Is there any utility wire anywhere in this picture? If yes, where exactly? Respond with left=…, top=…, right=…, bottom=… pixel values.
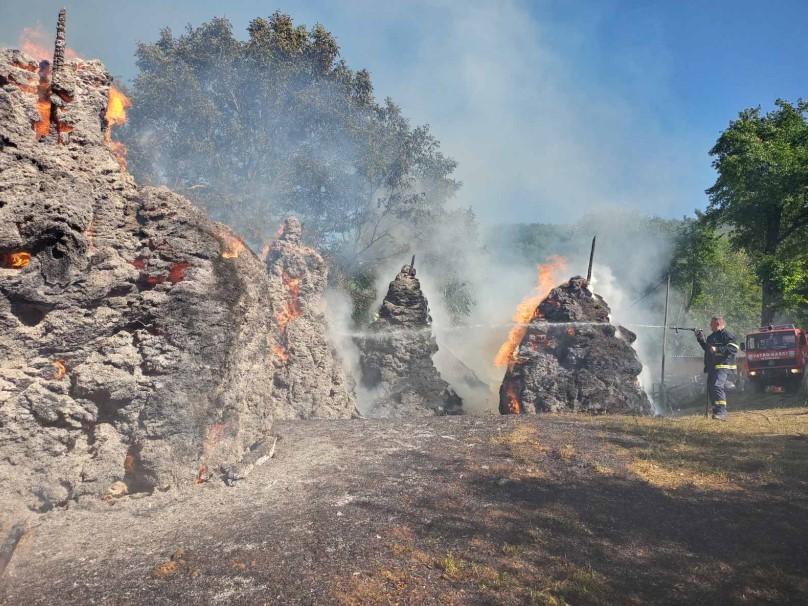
left=625, top=274, right=668, bottom=310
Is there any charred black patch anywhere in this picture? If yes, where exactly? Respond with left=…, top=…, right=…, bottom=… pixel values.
left=6, top=294, right=53, bottom=326
left=0, top=133, right=17, bottom=149
left=123, top=444, right=155, bottom=494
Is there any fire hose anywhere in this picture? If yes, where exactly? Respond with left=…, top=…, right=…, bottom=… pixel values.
left=667, top=326, right=699, bottom=334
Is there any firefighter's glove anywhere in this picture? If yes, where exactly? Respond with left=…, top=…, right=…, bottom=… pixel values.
left=695, top=329, right=706, bottom=344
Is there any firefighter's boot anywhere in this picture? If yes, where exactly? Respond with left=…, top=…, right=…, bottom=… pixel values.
left=711, top=401, right=727, bottom=421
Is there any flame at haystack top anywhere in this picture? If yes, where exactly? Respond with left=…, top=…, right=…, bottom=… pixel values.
left=494, top=256, right=567, bottom=368
left=18, top=25, right=80, bottom=62
left=0, top=251, right=32, bottom=269
left=16, top=18, right=80, bottom=141
left=105, top=86, right=131, bottom=127
left=104, top=85, right=132, bottom=169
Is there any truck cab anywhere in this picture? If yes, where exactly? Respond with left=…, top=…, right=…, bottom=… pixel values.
left=742, top=324, right=808, bottom=393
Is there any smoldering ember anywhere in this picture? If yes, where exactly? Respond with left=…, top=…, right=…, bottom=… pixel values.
left=1, top=9, right=808, bottom=606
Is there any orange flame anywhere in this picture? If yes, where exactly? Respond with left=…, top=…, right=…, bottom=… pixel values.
left=504, top=383, right=521, bottom=415
left=104, top=86, right=131, bottom=169
left=105, top=86, right=131, bottom=128
left=51, top=359, right=67, bottom=380
left=494, top=256, right=567, bottom=367
left=222, top=238, right=245, bottom=259
left=123, top=451, right=136, bottom=474
left=283, top=272, right=301, bottom=301
left=214, top=226, right=246, bottom=259
left=276, top=273, right=302, bottom=330
left=1, top=251, right=32, bottom=269
left=31, top=61, right=53, bottom=139
left=107, top=141, right=128, bottom=170
left=35, top=99, right=51, bottom=137
left=193, top=464, right=208, bottom=485
left=272, top=345, right=289, bottom=362
left=19, top=25, right=81, bottom=62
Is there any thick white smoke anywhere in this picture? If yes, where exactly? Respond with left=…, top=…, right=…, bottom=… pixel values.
left=327, top=208, right=681, bottom=416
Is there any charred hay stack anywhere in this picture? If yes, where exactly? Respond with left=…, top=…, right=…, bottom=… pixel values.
left=357, top=262, right=462, bottom=417
left=499, top=276, right=651, bottom=415
left=0, top=42, right=353, bottom=518
left=265, top=217, right=356, bottom=419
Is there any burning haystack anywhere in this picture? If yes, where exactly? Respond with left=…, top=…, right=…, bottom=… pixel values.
left=0, top=31, right=352, bottom=516
left=357, top=261, right=462, bottom=417
left=499, top=276, right=651, bottom=415
left=265, top=217, right=356, bottom=419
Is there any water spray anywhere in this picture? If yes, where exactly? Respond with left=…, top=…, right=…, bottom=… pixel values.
left=338, top=321, right=702, bottom=339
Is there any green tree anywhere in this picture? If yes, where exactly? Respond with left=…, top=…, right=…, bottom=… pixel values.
left=123, top=13, right=471, bottom=319
left=669, top=214, right=721, bottom=312
left=683, top=237, right=762, bottom=335
left=706, top=99, right=808, bottom=325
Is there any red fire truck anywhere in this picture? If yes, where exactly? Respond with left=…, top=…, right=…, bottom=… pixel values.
left=741, top=324, right=808, bottom=393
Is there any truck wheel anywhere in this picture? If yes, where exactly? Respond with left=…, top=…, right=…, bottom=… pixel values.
left=799, top=372, right=808, bottom=397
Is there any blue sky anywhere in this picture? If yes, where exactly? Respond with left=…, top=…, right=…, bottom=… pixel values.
left=1, top=0, right=805, bottom=224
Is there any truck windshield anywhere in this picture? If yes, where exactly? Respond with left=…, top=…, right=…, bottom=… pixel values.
left=747, top=333, right=796, bottom=350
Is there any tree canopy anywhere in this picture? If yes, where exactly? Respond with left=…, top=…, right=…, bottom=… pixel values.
left=670, top=218, right=761, bottom=337
left=123, top=13, right=473, bottom=320
left=706, top=99, right=808, bottom=325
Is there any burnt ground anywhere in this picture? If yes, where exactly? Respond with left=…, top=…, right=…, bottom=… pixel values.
left=2, top=406, right=808, bottom=606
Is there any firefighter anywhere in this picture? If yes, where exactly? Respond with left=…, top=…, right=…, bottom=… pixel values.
left=696, top=315, right=739, bottom=420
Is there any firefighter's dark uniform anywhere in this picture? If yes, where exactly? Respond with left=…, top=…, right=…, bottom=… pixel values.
left=697, top=328, right=739, bottom=419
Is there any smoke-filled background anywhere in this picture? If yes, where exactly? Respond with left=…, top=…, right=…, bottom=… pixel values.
left=3, top=0, right=806, bottom=413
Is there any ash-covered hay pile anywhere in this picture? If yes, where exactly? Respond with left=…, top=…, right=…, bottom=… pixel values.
left=499, top=276, right=651, bottom=415
left=0, top=46, right=352, bottom=517
left=265, top=217, right=356, bottom=420
left=357, top=263, right=462, bottom=418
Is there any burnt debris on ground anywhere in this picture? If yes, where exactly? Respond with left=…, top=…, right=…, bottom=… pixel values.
left=500, top=276, right=652, bottom=416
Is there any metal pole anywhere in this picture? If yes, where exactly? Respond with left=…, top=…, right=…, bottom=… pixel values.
left=586, top=235, right=597, bottom=284
left=661, top=273, right=670, bottom=414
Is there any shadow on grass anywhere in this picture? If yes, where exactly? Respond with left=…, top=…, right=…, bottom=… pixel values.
left=345, top=418, right=808, bottom=606
left=597, top=412, right=808, bottom=491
